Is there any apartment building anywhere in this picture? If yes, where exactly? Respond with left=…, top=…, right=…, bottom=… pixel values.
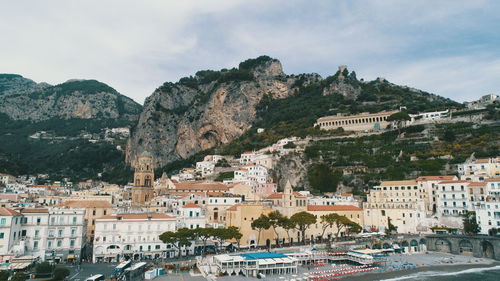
left=93, top=213, right=176, bottom=262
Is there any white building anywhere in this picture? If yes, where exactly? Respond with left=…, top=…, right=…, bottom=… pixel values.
left=195, top=161, right=216, bottom=177
left=93, top=213, right=177, bottom=262
left=435, top=180, right=470, bottom=229
left=475, top=178, right=500, bottom=235
left=234, top=164, right=270, bottom=188
left=410, top=110, right=450, bottom=122
left=457, top=157, right=500, bottom=180
left=0, top=207, right=85, bottom=263
left=175, top=203, right=207, bottom=230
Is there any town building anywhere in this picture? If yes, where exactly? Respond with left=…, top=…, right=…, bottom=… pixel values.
left=363, top=180, right=429, bottom=234
left=474, top=178, right=500, bottom=235
left=306, top=205, right=364, bottom=241
left=58, top=200, right=113, bottom=240
left=315, top=110, right=399, bottom=132
left=458, top=157, right=500, bottom=180
left=0, top=207, right=85, bottom=263
left=131, top=152, right=155, bottom=206
left=92, top=213, right=176, bottom=262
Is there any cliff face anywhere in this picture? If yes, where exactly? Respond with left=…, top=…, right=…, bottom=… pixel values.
left=0, top=75, right=141, bottom=121
left=127, top=57, right=319, bottom=167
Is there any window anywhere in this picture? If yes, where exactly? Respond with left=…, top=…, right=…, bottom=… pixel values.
left=35, top=230, right=39, bottom=237
left=0, top=233, right=4, bottom=239
left=381, top=210, right=386, bottom=216
left=93, top=210, right=96, bottom=216
left=51, top=217, right=55, bottom=225
left=58, top=229, right=63, bottom=237
left=57, top=240, right=62, bottom=247
left=70, top=240, right=75, bottom=248
left=36, top=217, right=41, bottom=225
left=71, top=228, right=76, bottom=236
left=47, top=241, right=52, bottom=249
left=1, top=218, right=6, bottom=225
left=49, top=230, right=55, bottom=238
left=33, top=241, right=39, bottom=249
left=72, top=217, right=77, bottom=224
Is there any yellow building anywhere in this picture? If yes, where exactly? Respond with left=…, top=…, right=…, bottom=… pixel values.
left=226, top=202, right=275, bottom=248
left=306, top=205, right=363, bottom=241
left=315, top=110, right=399, bottom=132
left=363, top=180, right=427, bottom=233
left=59, top=200, right=113, bottom=240
left=131, top=151, right=155, bottom=206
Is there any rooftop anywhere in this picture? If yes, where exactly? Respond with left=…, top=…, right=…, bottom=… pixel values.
left=307, top=205, right=362, bottom=211
left=59, top=200, right=112, bottom=208
left=239, top=252, right=288, bottom=260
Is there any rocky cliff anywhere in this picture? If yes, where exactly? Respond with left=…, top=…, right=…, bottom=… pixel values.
left=127, top=56, right=320, bottom=167
left=0, top=74, right=141, bottom=121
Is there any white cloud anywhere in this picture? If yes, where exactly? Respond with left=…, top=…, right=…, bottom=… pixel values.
left=0, top=0, right=498, bottom=104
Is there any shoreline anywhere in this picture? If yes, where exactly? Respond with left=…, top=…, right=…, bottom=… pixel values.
left=343, top=261, right=500, bottom=281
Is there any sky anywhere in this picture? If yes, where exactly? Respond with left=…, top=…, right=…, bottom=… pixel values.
left=0, top=0, right=499, bottom=104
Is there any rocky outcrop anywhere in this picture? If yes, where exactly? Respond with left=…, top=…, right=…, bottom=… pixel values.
left=0, top=75, right=141, bottom=121
left=271, top=152, right=310, bottom=191
left=127, top=56, right=320, bottom=167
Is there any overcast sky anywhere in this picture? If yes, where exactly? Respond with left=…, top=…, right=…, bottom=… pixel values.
left=1, top=0, right=499, bottom=104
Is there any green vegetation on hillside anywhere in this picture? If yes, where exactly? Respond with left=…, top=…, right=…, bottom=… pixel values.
left=0, top=113, right=133, bottom=183
left=157, top=67, right=464, bottom=176
left=305, top=122, right=499, bottom=191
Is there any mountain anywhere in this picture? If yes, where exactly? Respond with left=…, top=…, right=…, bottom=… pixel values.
left=0, top=74, right=142, bottom=183
left=127, top=56, right=460, bottom=169
left=0, top=74, right=141, bottom=121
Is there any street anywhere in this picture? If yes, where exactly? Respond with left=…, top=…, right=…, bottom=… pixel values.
left=65, top=263, right=118, bottom=281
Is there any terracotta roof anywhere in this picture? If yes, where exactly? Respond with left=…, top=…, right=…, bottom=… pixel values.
left=416, top=176, right=456, bottom=181
left=267, top=192, right=305, bottom=199
left=227, top=204, right=239, bottom=211
left=0, top=194, right=20, bottom=201
left=267, top=193, right=283, bottom=199
left=182, top=203, right=201, bottom=208
left=59, top=200, right=112, bottom=208
left=340, top=193, right=353, bottom=197
left=468, top=182, right=487, bottom=187
left=0, top=207, right=22, bottom=216
left=380, top=180, right=418, bottom=186
left=475, top=159, right=490, bottom=164
left=307, top=205, right=362, bottom=211
left=485, top=178, right=500, bottom=182
left=19, top=208, right=49, bottom=213
left=97, top=213, right=174, bottom=220
left=439, top=180, right=469, bottom=184
left=174, top=181, right=229, bottom=191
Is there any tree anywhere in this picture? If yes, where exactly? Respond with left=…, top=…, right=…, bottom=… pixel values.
left=35, top=262, right=54, bottom=274
left=159, top=228, right=194, bottom=258
left=52, top=267, right=70, bottom=281
left=280, top=217, right=296, bottom=246
left=463, top=211, right=480, bottom=235
left=443, top=130, right=456, bottom=143
left=0, top=271, right=10, bottom=281
left=290, top=211, right=316, bottom=244
left=251, top=214, right=271, bottom=248
left=268, top=211, right=286, bottom=248
left=193, top=227, right=215, bottom=256
left=320, top=213, right=338, bottom=242
left=307, top=163, right=341, bottom=192
left=332, top=215, right=352, bottom=241
left=10, top=272, right=28, bottom=281
left=345, top=220, right=362, bottom=237
left=385, top=217, right=398, bottom=235
left=227, top=226, right=243, bottom=250
left=213, top=228, right=234, bottom=253
left=387, top=111, right=411, bottom=134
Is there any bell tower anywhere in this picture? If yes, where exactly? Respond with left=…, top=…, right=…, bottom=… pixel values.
left=131, top=151, right=155, bottom=206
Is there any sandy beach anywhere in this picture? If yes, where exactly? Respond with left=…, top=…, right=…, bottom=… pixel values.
left=325, top=252, right=499, bottom=281
left=345, top=262, right=500, bottom=281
